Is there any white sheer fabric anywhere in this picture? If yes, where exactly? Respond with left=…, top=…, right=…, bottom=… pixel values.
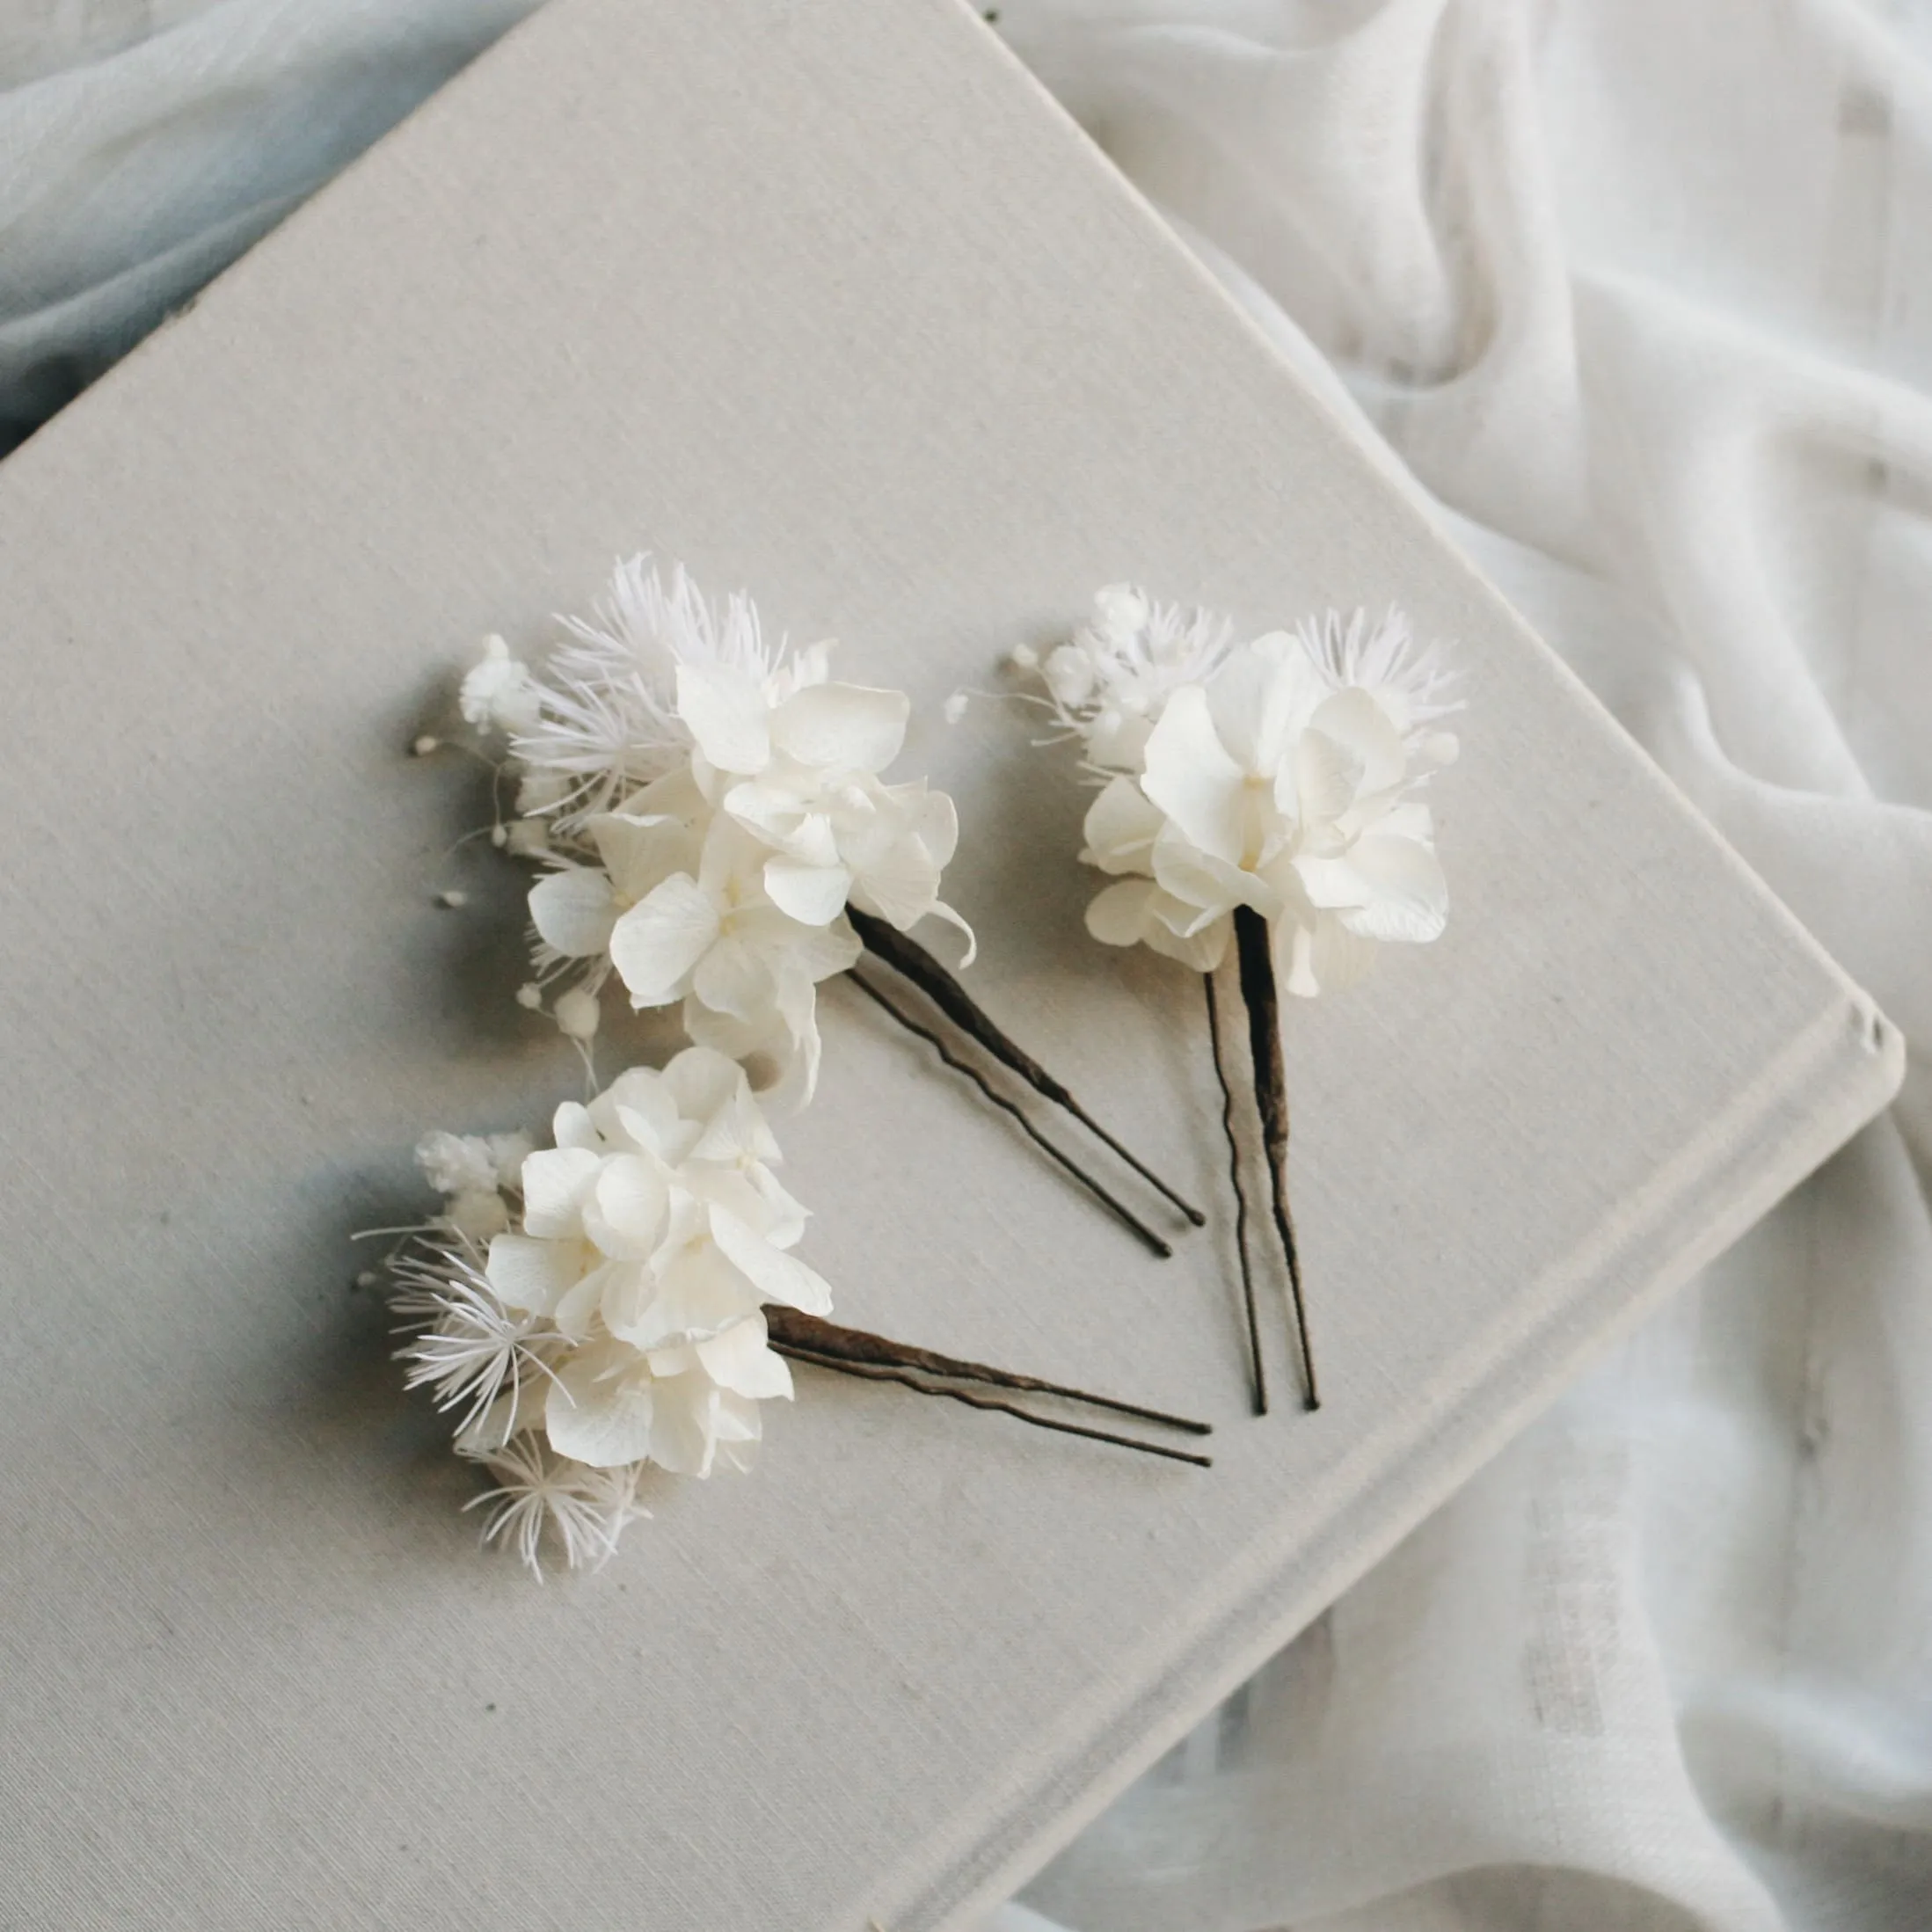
left=4, top=4, right=1928, bottom=1928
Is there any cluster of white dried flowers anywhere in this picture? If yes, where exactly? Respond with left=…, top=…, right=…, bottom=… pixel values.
left=1024, top=587, right=1461, bottom=995
left=459, top=557, right=969, bottom=1105
left=394, top=558, right=973, bottom=1575
left=396, top=1048, right=825, bottom=1576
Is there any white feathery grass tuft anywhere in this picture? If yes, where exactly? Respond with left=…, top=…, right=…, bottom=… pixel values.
left=1298, top=606, right=1462, bottom=736
left=510, top=556, right=789, bottom=825
left=390, top=1240, right=559, bottom=1437
left=462, top=1438, right=647, bottom=1579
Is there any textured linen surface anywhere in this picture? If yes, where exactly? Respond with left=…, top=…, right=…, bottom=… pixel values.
left=3, top=3, right=1929, bottom=1930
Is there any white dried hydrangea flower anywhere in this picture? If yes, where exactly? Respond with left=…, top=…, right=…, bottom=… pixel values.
left=393, top=1048, right=824, bottom=1575
left=458, top=556, right=969, bottom=1101
left=1032, top=590, right=1461, bottom=997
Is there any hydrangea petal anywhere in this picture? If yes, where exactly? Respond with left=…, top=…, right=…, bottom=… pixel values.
left=686, top=1081, right=784, bottom=1168
left=849, top=835, right=941, bottom=930
left=662, top=1046, right=750, bottom=1126
left=545, top=1346, right=657, bottom=1469
left=909, top=785, right=959, bottom=869
left=920, top=899, right=978, bottom=968
left=1081, top=776, right=1164, bottom=875
left=645, top=1380, right=723, bottom=1478
left=763, top=857, right=854, bottom=926
left=620, top=1240, right=761, bottom=1348
left=692, top=932, right=777, bottom=1020
left=1085, top=877, right=1158, bottom=947
left=1202, top=644, right=1280, bottom=773
left=485, top=1230, right=586, bottom=1315
left=528, top=866, right=620, bottom=959
left=723, top=903, right=859, bottom=984
left=582, top=1153, right=671, bottom=1260
left=695, top=1315, right=794, bottom=1400
left=1335, top=835, right=1449, bottom=943
left=608, top=873, right=720, bottom=1007
left=589, top=813, right=699, bottom=904
left=769, top=682, right=908, bottom=773
left=1291, top=852, right=1367, bottom=911
left=1150, top=824, right=1279, bottom=927
left=1378, top=800, right=1435, bottom=843
left=709, top=1206, right=833, bottom=1314
left=1277, top=915, right=1379, bottom=998
left=552, top=1258, right=616, bottom=1341
left=675, top=660, right=771, bottom=775
left=519, top=1146, right=602, bottom=1238
left=1294, top=725, right=1367, bottom=829
left=1307, top=688, right=1406, bottom=798
left=1141, top=685, right=1246, bottom=864
left=550, top=1101, right=601, bottom=1152
left=1141, top=908, right=1230, bottom=972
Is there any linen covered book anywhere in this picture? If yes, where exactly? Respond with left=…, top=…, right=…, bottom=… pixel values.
left=0, top=0, right=1901, bottom=1926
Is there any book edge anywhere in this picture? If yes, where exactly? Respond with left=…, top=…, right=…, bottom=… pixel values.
left=890, top=995, right=1903, bottom=1928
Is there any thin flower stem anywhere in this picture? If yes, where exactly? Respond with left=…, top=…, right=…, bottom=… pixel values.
left=1204, top=969, right=1268, bottom=1418
left=847, top=970, right=1175, bottom=1260
left=848, top=908, right=1206, bottom=1228
left=1232, top=905, right=1320, bottom=1413
left=770, top=1345, right=1214, bottom=1469
left=765, top=1308, right=1213, bottom=1435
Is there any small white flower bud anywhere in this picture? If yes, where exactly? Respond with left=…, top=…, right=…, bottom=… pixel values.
left=943, top=691, right=969, bottom=724
left=485, top=1132, right=535, bottom=1182
left=437, top=888, right=469, bottom=909
left=1006, top=643, right=1039, bottom=672
left=490, top=824, right=509, bottom=849
left=554, top=988, right=601, bottom=1040
left=1044, top=644, right=1097, bottom=708
left=1092, top=583, right=1149, bottom=642
left=444, top=1189, right=511, bottom=1243
left=417, top=1131, right=499, bottom=1198
left=412, top=734, right=441, bottom=757
left=514, top=982, right=544, bottom=1011
left=461, top=634, right=542, bottom=735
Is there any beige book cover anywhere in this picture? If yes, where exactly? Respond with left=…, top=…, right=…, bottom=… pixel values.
left=0, top=0, right=1901, bottom=1926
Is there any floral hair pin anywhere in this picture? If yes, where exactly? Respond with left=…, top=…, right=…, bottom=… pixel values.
left=1017, top=587, right=1462, bottom=1415
left=385, top=559, right=1212, bottom=1577
left=451, top=558, right=1200, bottom=1257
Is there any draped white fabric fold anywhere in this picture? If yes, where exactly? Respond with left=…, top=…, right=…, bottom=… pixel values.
left=4, top=4, right=1928, bottom=1927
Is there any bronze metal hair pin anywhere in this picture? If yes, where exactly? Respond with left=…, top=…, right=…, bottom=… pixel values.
left=765, top=1308, right=1213, bottom=1467
left=1231, top=905, right=1318, bottom=1413
left=848, top=906, right=1206, bottom=1234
